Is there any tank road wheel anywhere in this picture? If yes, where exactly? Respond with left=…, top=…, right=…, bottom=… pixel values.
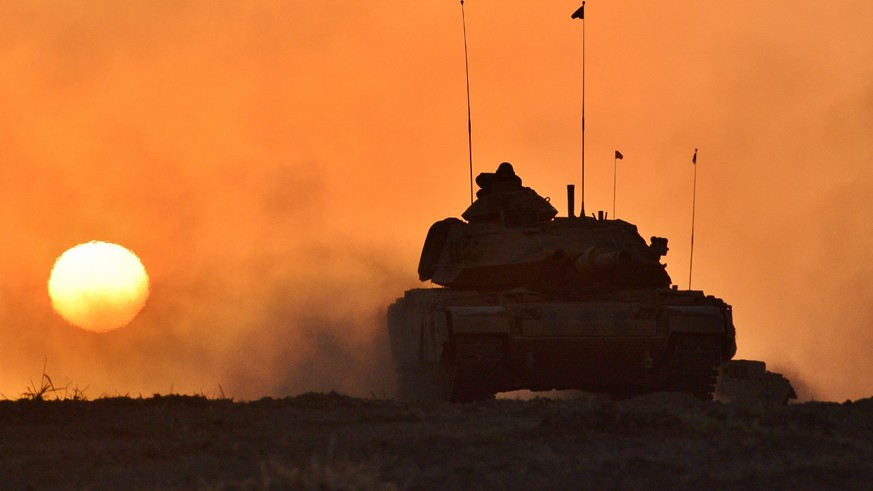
left=666, top=334, right=723, bottom=400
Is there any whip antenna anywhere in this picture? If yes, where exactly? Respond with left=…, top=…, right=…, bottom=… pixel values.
left=461, top=0, right=474, bottom=204
left=571, top=2, right=586, bottom=216
left=689, top=148, right=698, bottom=289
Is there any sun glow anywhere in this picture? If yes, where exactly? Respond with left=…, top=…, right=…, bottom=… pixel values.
left=48, top=241, right=150, bottom=333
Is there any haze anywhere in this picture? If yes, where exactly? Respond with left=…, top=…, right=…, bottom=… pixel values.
left=1, top=1, right=871, bottom=401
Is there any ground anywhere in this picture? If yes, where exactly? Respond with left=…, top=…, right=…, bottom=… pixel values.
left=1, top=392, right=871, bottom=490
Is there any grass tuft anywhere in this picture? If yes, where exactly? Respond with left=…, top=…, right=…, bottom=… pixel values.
left=19, top=359, right=88, bottom=401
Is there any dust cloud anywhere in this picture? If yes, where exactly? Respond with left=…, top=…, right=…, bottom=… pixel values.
left=0, top=1, right=422, bottom=399
left=1, top=2, right=872, bottom=400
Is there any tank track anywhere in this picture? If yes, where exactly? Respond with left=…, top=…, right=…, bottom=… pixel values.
left=395, top=361, right=498, bottom=403
left=398, top=333, right=724, bottom=402
left=446, top=335, right=503, bottom=402
left=396, top=336, right=502, bottom=403
left=396, top=363, right=451, bottom=402
left=665, top=334, right=723, bottom=400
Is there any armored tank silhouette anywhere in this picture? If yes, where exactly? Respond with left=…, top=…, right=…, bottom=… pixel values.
left=388, top=163, right=739, bottom=402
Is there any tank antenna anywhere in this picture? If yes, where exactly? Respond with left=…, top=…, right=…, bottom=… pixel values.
left=460, top=0, right=474, bottom=204
left=571, top=3, right=586, bottom=217
left=613, top=150, right=623, bottom=218
left=689, top=148, right=698, bottom=290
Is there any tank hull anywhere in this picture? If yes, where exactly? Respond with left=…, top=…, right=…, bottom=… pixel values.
left=388, top=287, right=736, bottom=402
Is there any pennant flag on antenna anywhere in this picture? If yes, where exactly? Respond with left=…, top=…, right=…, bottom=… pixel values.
left=692, top=148, right=698, bottom=165
left=615, top=150, right=623, bottom=160
left=571, top=3, right=584, bottom=19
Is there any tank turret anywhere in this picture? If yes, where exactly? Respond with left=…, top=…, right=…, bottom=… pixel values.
left=418, top=163, right=671, bottom=292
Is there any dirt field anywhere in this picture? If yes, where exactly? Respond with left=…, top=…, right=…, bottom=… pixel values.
left=1, top=392, right=871, bottom=490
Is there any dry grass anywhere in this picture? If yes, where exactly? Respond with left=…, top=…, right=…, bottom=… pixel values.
left=203, top=457, right=396, bottom=491
left=2, top=368, right=871, bottom=489
left=19, top=359, right=88, bottom=401
left=203, top=435, right=396, bottom=491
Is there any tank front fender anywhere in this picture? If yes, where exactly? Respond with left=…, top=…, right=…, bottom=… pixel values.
left=664, top=305, right=726, bottom=334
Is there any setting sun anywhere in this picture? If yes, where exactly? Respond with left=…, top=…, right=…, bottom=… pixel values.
left=47, top=241, right=150, bottom=333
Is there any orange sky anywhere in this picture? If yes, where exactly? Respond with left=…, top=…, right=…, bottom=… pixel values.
left=1, top=1, right=872, bottom=400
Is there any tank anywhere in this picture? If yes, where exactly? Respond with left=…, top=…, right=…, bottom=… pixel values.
left=388, top=163, right=739, bottom=402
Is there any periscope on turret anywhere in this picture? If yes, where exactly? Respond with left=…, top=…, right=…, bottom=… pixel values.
left=388, top=164, right=744, bottom=402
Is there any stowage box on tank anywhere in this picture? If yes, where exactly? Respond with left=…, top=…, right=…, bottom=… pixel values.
left=388, top=164, right=738, bottom=402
